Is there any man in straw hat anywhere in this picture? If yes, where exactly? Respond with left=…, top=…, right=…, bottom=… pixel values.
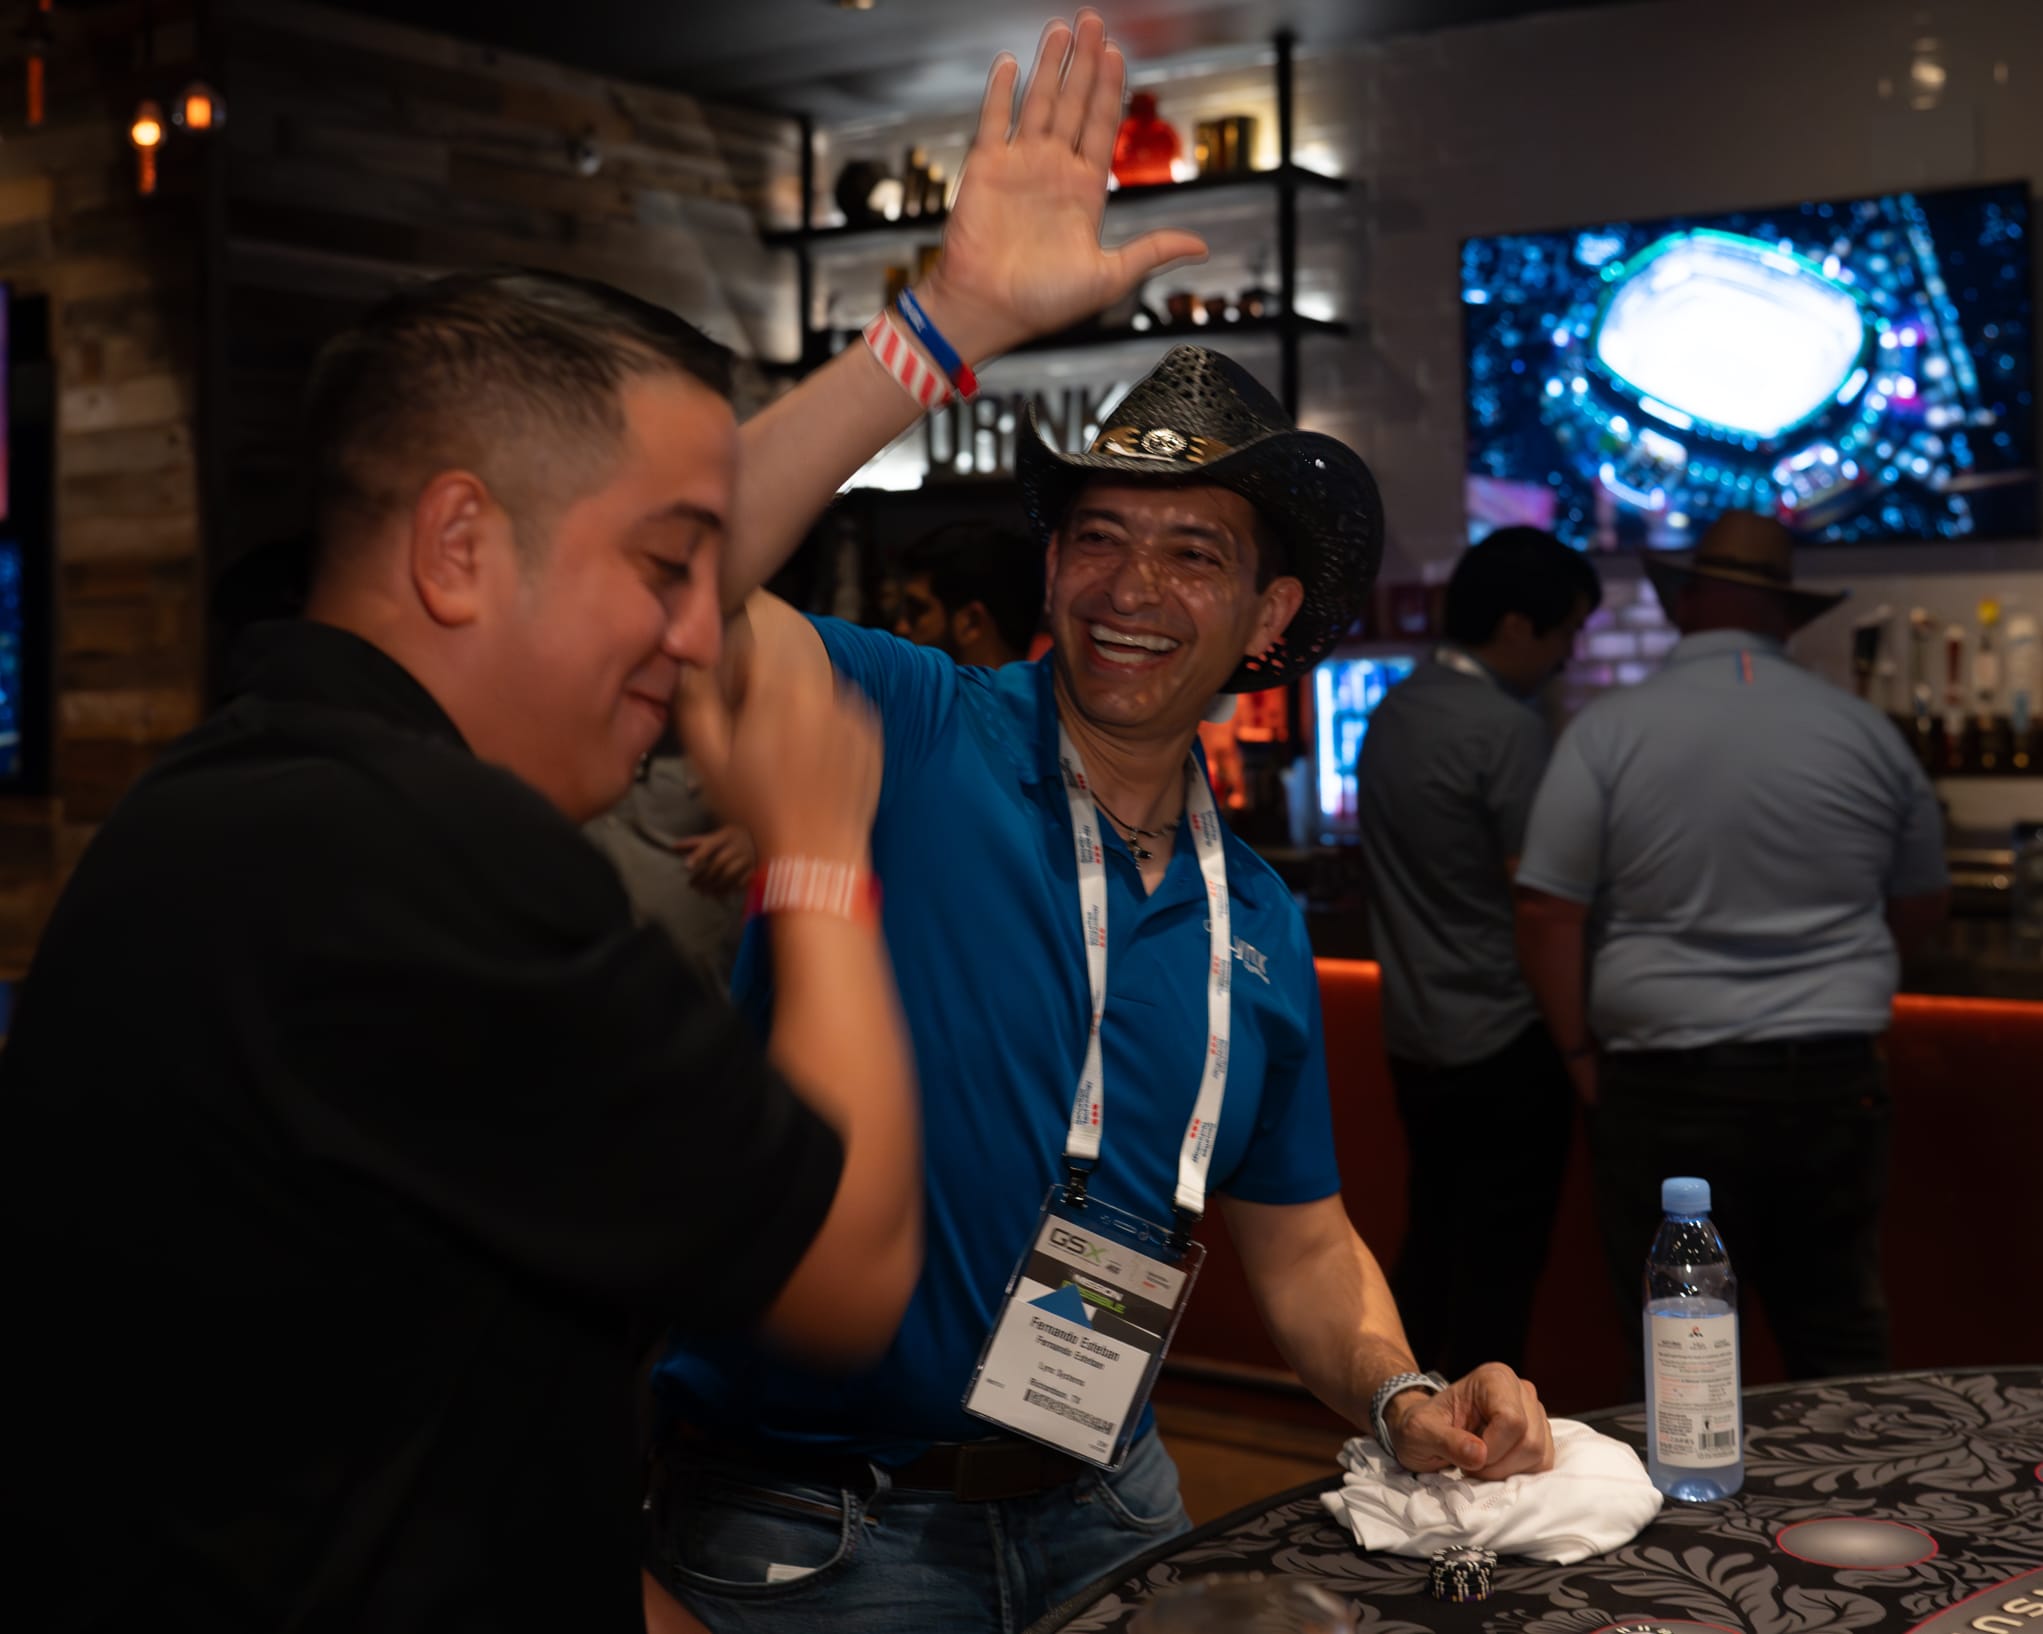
left=652, top=374, right=1557, bottom=1629
left=650, top=33, right=1551, bottom=1631
left=1515, top=511, right=1948, bottom=1383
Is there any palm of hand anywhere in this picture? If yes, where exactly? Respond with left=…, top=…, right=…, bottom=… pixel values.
left=942, top=150, right=1114, bottom=338
left=923, top=16, right=1205, bottom=360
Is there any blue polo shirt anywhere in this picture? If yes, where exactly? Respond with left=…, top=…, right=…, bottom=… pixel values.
left=652, top=619, right=1340, bottom=1462
left=1518, top=629, right=1947, bottom=1051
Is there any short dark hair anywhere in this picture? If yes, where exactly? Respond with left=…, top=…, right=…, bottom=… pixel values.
left=304, top=268, right=734, bottom=562
left=1444, top=526, right=1603, bottom=646
left=900, top=522, right=1045, bottom=656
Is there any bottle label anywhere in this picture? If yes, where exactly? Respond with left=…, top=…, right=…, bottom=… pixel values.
left=1648, top=1311, right=1740, bottom=1467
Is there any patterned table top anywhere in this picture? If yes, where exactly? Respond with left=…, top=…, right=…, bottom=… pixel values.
left=1036, top=1369, right=2043, bottom=1634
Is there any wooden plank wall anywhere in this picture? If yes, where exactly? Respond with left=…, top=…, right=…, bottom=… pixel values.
left=217, top=0, right=800, bottom=581
left=0, top=1, right=208, bottom=977
left=0, top=0, right=803, bottom=975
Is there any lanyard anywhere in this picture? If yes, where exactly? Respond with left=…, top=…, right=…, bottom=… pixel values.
left=1434, top=645, right=1500, bottom=688
left=1057, top=724, right=1232, bottom=1239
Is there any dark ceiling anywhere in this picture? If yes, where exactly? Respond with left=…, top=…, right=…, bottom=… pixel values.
left=306, top=0, right=1642, bottom=123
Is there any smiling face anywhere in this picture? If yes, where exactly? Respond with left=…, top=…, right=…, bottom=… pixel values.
left=468, top=371, right=736, bottom=820
left=1046, top=479, right=1304, bottom=740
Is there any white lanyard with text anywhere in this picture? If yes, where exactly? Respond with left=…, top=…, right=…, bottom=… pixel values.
left=1056, top=723, right=1232, bottom=1242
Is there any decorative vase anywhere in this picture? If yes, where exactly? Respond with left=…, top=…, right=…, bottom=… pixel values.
left=833, top=159, right=893, bottom=227
left=1112, top=92, right=1181, bottom=188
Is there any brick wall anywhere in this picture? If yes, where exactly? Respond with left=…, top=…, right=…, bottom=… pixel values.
left=217, top=0, right=796, bottom=584
left=0, top=0, right=818, bottom=975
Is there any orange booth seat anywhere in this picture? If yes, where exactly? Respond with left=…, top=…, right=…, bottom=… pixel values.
left=1170, top=959, right=2043, bottom=1414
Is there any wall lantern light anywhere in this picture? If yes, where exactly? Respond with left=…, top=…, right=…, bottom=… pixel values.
left=129, top=96, right=163, bottom=194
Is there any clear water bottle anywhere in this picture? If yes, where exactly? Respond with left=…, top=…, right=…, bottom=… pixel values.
left=1642, top=1176, right=1744, bottom=1502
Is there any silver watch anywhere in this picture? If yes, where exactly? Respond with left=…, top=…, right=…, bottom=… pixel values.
left=1370, top=1369, right=1449, bottom=1459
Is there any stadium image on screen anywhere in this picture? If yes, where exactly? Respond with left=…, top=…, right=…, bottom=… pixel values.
left=1462, top=181, right=2036, bottom=550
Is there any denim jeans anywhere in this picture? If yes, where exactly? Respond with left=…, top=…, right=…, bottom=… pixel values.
left=644, top=1430, right=1191, bottom=1634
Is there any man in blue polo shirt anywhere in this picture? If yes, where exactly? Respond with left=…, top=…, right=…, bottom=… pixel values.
left=648, top=334, right=1555, bottom=1631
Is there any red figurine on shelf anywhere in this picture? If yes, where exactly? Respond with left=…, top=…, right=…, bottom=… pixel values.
left=1111, top=92, right=1181, bottom=187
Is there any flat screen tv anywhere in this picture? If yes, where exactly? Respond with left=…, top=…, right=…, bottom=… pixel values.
left=1313, top=651, right=1417, bottom=840
left=1462, top=180, right=2036, bottom=551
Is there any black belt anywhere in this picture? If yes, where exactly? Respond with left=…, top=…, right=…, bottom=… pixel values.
left=1618, top=1032, right=1879, bottom=1070
left=668, top=1430, right=1085, bottom=1504
left=888, top=1438, right=1087, bottom=1501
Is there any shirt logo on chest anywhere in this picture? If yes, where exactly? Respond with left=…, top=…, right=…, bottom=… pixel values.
left=1204, top=919, right=1273, bottom=984
left=1233, top=936, right=1270, bottom=984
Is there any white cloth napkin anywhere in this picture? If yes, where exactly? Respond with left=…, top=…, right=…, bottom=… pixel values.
left=1318, top=1418, right=1662, bottom=1565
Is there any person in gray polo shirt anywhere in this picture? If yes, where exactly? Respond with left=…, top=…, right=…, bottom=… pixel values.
left=1515, top=512, right=1948, bottom=1381
left=1356, top=527, right=1601, bottom=1379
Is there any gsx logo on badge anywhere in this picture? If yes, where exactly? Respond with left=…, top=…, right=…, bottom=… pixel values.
left=1050, top=1226, right=1106, bottom=1264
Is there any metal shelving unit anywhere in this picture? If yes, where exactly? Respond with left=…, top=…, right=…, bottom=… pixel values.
left=767, top=32, right=1344, bottom=418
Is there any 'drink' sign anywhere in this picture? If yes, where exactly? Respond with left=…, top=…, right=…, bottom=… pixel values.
left=922, top=384, right=1129, bottom=482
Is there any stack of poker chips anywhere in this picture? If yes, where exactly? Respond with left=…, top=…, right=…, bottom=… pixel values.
left=1428, top=1546, right=1497, bottom=1603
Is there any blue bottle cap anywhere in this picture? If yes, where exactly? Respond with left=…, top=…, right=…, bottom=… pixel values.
left=1662, top=1176, right=1712, bottom=1217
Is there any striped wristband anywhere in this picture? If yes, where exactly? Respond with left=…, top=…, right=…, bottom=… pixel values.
left=746, top=857, right=882, bottom=927
left=863, top=310, right=953, bottom=411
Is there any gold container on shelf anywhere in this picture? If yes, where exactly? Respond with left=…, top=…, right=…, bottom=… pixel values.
left=1194, top=115, right=1258, bottom=175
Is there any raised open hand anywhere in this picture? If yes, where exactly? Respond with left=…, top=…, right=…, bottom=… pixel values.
left=920, top=11, right=1208, bottom=363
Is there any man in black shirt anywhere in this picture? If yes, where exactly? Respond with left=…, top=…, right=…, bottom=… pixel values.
left=0, top=269, right=924, bottom=1632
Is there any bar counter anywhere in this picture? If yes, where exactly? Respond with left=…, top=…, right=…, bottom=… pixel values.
left=1284, top=878, right=2043, bottom=1001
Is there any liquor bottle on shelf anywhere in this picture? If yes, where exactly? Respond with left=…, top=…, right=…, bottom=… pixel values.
left=2008, top=613, right=2039, bottom=775
left=1907, top=609, right=1941, bottom=775
left=1943, top=623, right=1970, bottom=775
left=1973, top=600, right=2007, bottom=775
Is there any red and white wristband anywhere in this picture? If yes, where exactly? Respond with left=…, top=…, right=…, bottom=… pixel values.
left=746, top=857, right=882, bottom=928
left=862, top=308, right=983, bottom=411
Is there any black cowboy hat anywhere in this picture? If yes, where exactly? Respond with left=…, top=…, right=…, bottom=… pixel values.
left=1015, top=345, right=1384, bottom=693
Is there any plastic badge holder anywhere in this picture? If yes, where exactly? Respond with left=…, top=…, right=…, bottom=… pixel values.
left=962, top=1184, right=1205, bottom=1470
